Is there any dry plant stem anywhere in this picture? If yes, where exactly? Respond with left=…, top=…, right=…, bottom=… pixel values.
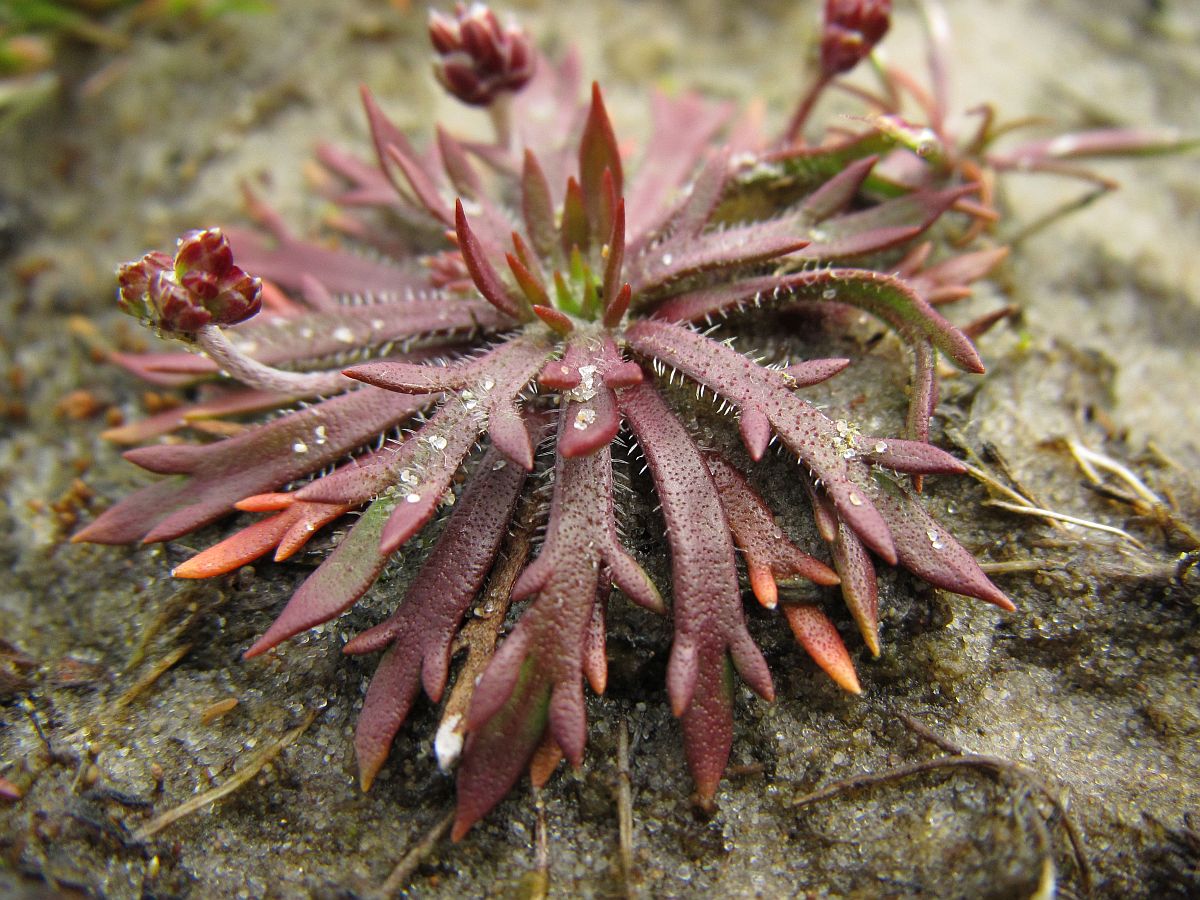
left=983, top=443, right=1054, bottom=512
left=434, top=500, right=536, bottom=761
left=978, top=559, right=1058, bottom=575
left=1004, top=184, right=1111, bottom=249
left=530, top=786, right=551, bottom=899
left=899, top=712, right=1091, bottom=896
left=791, top=711, right=1092, bottom=895
left=616, top=717, right=635, bottom=899
left=782, top=75, right=832, bottom=146
left=133, top=709, right=318, bottom=840
left=112, top=644, right=192, bottom=711
left=489, top=92, right=515, bottom=148
left=793, top=753, right=1093, bottom=892
left=958, top=459, right=1068, bottom=532
left=982, top=499, right=1147, bottom=550
left=196, top=325, right=350, bottom=396
left=1066, top=439, right=1200, bottom=548
left=1025, top=801, right=1060, bottom=899
left=960, top=439, right=1156, bottom=550
left=373, top=810, right=455, bottom=899
left=22, top=698, right=53, bottom=759
left=1066, top=439, right=1160, bottom=506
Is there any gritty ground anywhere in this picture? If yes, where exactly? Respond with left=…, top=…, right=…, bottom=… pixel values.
left=1, top=1, right=1198, bottom=898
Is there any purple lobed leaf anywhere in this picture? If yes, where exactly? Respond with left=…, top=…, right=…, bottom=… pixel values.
left=630, top=217, right=809, bottom=297
left=105, top=349, right=218, bottom=387
left=621, top=381, right=773, bottom=802
left=315, top=141, right=405, bottom=210
left=452, top=656, right=550, bottom=842
left=101, top=387, right=289, bottom=445
left=243, top=496, right=392, bottom=659
left=308, top=336, right=553, bottom=551
left=704, top=454, right=840, bottom=610
left=655, top=150, right=730, bottom=245
left=862, top=470, right=1014, bottom=611
left=342, top=440, right=532, bottom=790
left=521, top=150, right=559, bottom=262
left=798, top=154, right=879, bottom=223
left=795, top=185, right=977, bottom=260
left=649, top=267, right=984, bottom=374
left=782, top=357, right=851, bottom=386
left=906, top=246, right=1009, bottom=305
left=624, top=319, right=898, bottom=564
left=539, top=335, right=639, bottom=458
left=225, top=227, right=428, bottom=298
left=455, top=201, right=528, bottom=321
left=906, top=340, right=939, bottom=453
left=561, top=176, right=590, bottom=255
left=454, top=408, right=661, bottom=837
left=507, top=251, right=551, bottom=309
left=801, top=474, right=880, bottom=656
left=601, top=198, right=626, bottom=311
left=222, top=299, right=513, bottom=372
left=437, top=126, right=485, bottom=198
left=579, top=83, right=623, bottom=237
left=73, top=387, right=428, bottom=545
left=831, top=520, right=880, bottom=655
left=624, top=91, right=733, bottom=249
left=852, top=434, right=966, bottom=475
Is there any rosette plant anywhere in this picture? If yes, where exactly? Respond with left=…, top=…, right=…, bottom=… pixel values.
left=75, top=1, right=1021, bottom=838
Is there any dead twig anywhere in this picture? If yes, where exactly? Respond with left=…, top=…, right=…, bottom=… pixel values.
left=978, top=558, right=1058, bottom=575
left=791, top=712, right=1093, bottom=896
left=372, top=810, right=454, bottom=899
left=532, top=787, right=551, bottom=897
left=616, top=717, right=635, bottom=899
left=112, top=643, right=192, bottom=710
left=899, top=713, right=1091, bottom=896
left=957, top=460, right=1066, bottom=531
left=433, top=498, right=536, bottom=771
left=133, top=709, right=317, bottom=840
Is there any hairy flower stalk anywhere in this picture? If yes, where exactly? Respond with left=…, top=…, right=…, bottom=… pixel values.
left=783, top=0, right=893, bottom=145
left=429, top=2, right=536, bottom=146
left=79, top=3, right=1163, bottom=840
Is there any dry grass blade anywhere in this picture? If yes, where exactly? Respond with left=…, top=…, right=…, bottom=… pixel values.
left=1065, top=438, right=1200, bottom=549
left=133, top=709, right=318, bottom=840
left=1065, top=439, right=1160, bottom=506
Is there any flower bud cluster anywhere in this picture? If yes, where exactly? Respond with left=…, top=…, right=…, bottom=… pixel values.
left=428, top=2, right=535, bottom=106
left=820, top=0, right=891, bottom=77
left=117, top=228, right=261, bottom=335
